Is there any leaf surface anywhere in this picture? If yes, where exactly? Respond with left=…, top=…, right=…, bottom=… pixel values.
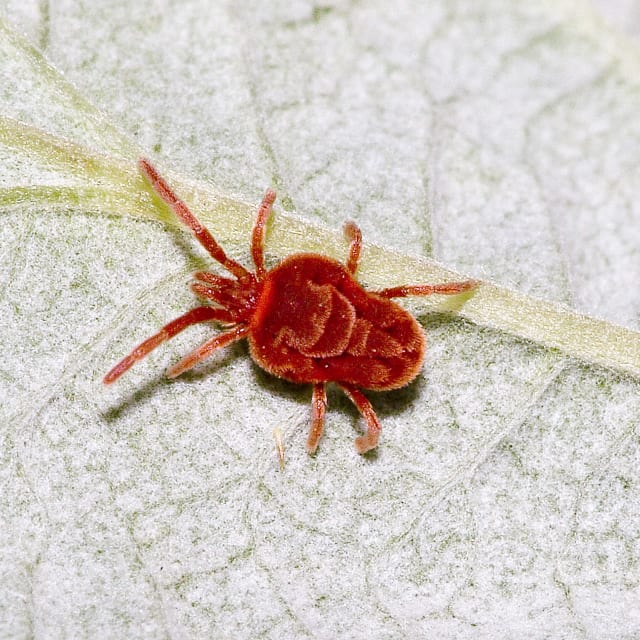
left=1, top=2, right=640, bottom=638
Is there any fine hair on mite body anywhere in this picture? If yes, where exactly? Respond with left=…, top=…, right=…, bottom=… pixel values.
left=104, top=159, right=477, bottom=454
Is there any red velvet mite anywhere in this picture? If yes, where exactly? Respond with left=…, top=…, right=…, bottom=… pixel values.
left=104, top=159, right=477, bottom=454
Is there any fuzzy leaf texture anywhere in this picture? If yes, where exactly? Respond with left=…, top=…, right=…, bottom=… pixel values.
left=1, top=1, right=640, bottom=639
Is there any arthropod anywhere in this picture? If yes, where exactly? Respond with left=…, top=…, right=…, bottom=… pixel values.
left=104, top=159, right=477, bottom=454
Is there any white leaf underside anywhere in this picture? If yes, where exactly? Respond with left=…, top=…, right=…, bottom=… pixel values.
left=0, top=2, right=639, bottom=638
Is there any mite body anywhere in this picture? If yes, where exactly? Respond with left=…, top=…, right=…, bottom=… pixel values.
left=250, top=254, right=424, bottom=390
left=104, top=159, right=476, bottom=454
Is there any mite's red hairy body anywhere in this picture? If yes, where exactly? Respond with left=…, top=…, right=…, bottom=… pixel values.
left=104, top=159, right=476, bottom=455
left=250, top=255, right=425, bottom=390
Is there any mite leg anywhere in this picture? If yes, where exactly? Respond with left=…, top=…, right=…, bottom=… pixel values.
left=338, top=383, right=381, bottom=454
left=193, top=272, right=235, bottom=287
left=138, top=158, right=251, bottom=281
left=166, top=325, right=250, bottom=378
left=251, top=189, right=277, bottom=280
left=344, top=221, right=362, bottom=275
left=375, top=280, right=478, bottom=299
left=191, top=274, right=239, bottom=307
left=306, top=382, right=327, bottom=454
left=104, top=306, right=234, bottom=384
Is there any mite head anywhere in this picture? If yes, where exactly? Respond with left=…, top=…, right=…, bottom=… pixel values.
left=190, top=271, right=262, bottom=325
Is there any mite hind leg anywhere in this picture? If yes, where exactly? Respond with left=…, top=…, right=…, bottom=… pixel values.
left=306, top=383, right=327, bottom=454
left=343, top=221, right=362, bottom=275
left=375, top=280, right=478, bottom=299
left=251, top=189, right=277, bottom=280
left=339, top=383, right=381, bottom=454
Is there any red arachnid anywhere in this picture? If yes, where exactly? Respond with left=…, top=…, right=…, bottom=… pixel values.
left=104, top=159, right=476, bottom=454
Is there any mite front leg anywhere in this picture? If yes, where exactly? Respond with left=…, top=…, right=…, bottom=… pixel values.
left=138, top=158, right=251, bottom=281
left=339, top=383, right=381, bottom=454
left=103, top=306, right=235, bottom=384
left=166, top=325, right=250, bottom=378
left=306, top=382, right=327, bottom=454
